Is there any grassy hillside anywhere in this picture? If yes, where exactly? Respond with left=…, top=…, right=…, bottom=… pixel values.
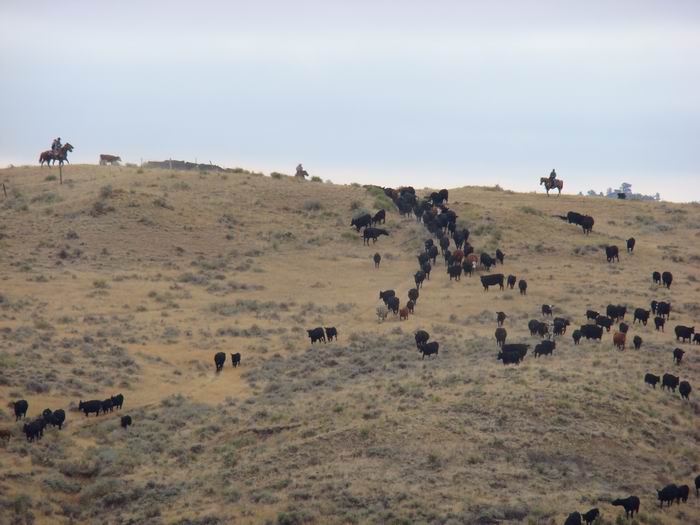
left=0, top=164, right=699, bottom=525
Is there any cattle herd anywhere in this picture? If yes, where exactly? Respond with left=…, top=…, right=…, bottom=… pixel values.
left=5, top=393, right=131, bottom=443
left=342, top=186, right=697, bottom=522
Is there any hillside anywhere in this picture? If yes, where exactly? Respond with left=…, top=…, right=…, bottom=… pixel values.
left=0, top=164, right=699, bottom=525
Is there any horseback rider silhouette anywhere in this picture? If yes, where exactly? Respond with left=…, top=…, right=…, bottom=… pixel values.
left=549, top=169, right=557, bottom=185
left=51, top=137, right=62, bottom=155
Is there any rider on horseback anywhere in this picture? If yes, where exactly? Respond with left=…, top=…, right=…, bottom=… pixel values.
left=295, top=163, right=307, bottom=178
left=51, top=137, right=62, bottom=154
left=549, top=168, right=557, bottom=185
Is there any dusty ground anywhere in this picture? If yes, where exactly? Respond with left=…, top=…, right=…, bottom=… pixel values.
left=0, top=164, right=698, bottom=525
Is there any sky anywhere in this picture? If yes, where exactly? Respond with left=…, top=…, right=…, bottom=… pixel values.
left=1, top=1, right=699, bottom=201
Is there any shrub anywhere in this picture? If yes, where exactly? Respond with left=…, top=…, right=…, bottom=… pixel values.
left=45, top=175, right=57, bottom=181
left=99, top=185, right=113, bottom=199
left=519, top=206, right=543, bottom=216
left=270, top=172, right=286, bottom=179
left=302, top=200, right=323, bottom=211
left=311, top=176, right=322, bottom=182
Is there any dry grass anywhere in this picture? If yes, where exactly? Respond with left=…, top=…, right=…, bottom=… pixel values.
left=0, top=164, right=699, bottom=524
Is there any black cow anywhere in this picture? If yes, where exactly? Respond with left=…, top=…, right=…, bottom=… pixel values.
left=605, top=245, right=619, bottom=262
left=679, top=381, right=692, bottom=400
left=581, top=508, right=599, bottom=525
left=541, top=304, right=553, bottom=317
left=611, top=496, right=639, bottom=518
left=79, top=400, right=102, bottom=417
left=214, top=352, right=226, bottom=372
left=495, top=249, right=504, bottom=265
left=534, top=340, right=555, bottom=357
left=461, top=260, right=473, bottom=277
left=696, top=475, right=700, bottom=497
left=351, top=213, right=372, bottom=231
left=662, top=373, right=679, bottom=392
left=448, top=264, right=462, bottom=281
left=553, top=317, right=570, bottom=333
left=677, top=484, right=689, bottom=503
left=580, top=215, right=594, bottom=234
left=111, top=393, right=124, bottom=410
left=442, top=249, right=452, bottom=265
left=518, top=279, right=527, bottom=295
left=586, top=310, right=599, bottom=321
left=363, top=228, right=389, bottom=245
left=654, top=316, right=665, bottom=331
left=673, top=348, right=684, bottom=364
left=13, top=400, right=28, bottom=421
left=580, top=324, right=603, bottom=340
left=42, top=408, right=53, bottom=424
left=606, top=304, right=626, bottom=321
left=480, top=253, right=496, bottom=270
left=23, top=419, right=45, bottom=442
left=633, top=335, right=642, bottom=350
left=633, top=308, right=650, bottom=325
left=453, top=229, right=469, bottom=249
left=495, top=328, right=507, bottom=347
left=307, top=327, right=326, bottom=344
left=49, top=409, right=66, bottom=430
left=406, top=300, right=415, bottom=313
left=387, top=296, right=400, bottom=315
left=564, top=512, right=581, bottom=525
left=694, top=333, right=700, bottom=344
left=619, top=322, right=629, bottom=334
left=439, top=236, right=450, bottom=254
left=572, top=329, right=582, bottom=345
left=497, top=344, right=528, bottom=365
left=675, top=325, right=694, bottom=343
left=415, top=330, right=430, bottom=348
left=428, top=245, right=439, bottom=264
left=596, top=315, right=613, bottom=332
left=480, top=274, right=504, bottom=291
left=373, top=253, right=381, bottom=268
left=421, top=262, right=432, bottom=280
left=379, top=290, right=396, bottom=304
left=496, top=312, right=507, bottom=326
left=121, top=415, right=132, bottom=429
left=652, top=271, right=661, bottom=285
left=644, top=373, right=660, bottom=388
left=414, top=271, right=426, bottom=289
left=424, top=239, right=434, bottom=251
left=325, top=327, right=338, bottom=342
left=662, top=271, right=673, bottom=289
left=417, top=252, right=430, bottom=267
left=371, top=209, right=385, bottom=225
left=231, top=352, right=242, bottom=367
left=657, top=302, right=671, bottom=319
left=102, top=399, right=114, bottom=413
left=507, top=275, right=516, bottom=289
left=408, top=288, right=419, bottom=304
left=626, top=237, right=635, bottom=253
left=657, top=484, right=678, bottom=507
left=419, top=341, right=439, bottom=359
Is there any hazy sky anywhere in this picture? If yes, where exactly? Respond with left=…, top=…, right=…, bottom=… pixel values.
left=1, top=1, right=699, bottom=200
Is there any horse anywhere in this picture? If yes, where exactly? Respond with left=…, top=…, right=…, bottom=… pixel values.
left=40, top=143, right=74, bottom=167
left=539, top=177, right=563, bottom=196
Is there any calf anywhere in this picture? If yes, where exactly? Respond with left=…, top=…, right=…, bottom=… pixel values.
left=215, top=351, right=226, bottom=372
left=231, top=352, right=241, bottom=367
left=495, top=328, right=507, bottom=347
left=611, top=496, right=639, bottom=518
left=675, top=325, right=695, bottom=343
left=373, top=253, right=381, bottom=268
left=102, top=398, right=114, bottom=413
left=673, top=348, right=684, bottom=364
left=586, top=310, right=600, bottom=321
left=406, top=300, right=415, bottom=314
left=408, top=288, right=419, bottom=304
left=372, top=209, right=385, bottom=225
left=518, top=279, right=527, bottom=295
left=619, top=322, right=629, bottom=334
left=662, top=373, right=679, bottom=392
left=654, top=316, right=665, bottom=331
left=626, top=237, right=635, bottom=253
left=563, top=512, right=581, bottom=525
left=613, top=332, right=626, bottom=350
left=79, top=400, right=102, bottom=417
left=419, top=341, right=439, bottom=359
left=676, top=484, right=689, bottom=503
left=307, top=327, right=326, bottom=344
left=12, top=400, right=28, bottom=421
left=480, top=274, right=504, bottom=291
left=415, top=330, right=430, bottom=348
left=507, top=274, right=516, bottom=289
left=121, top=415, right=132, bottom=429
left=605, top=245, right=619, bottom=262
left=0, top=428, right=11, bottom=445
left=581, top=508, right=599, bottom=525
left=387, top=296, right=400, bottom=315
left=399, top=307, right=409, bottom=320
left=23, top=419, right=45, bottom=442
left=541, top=304, right=553, bottom=317
left=325, top=327, right=338, bottom=342
left=495, top=249, right=505, bottom=265
left=534, top=340, right=555, bottom=357
left=496, top=311, right=507, bottom=326
left=111, top=393, right=124, bottom=410
left=679, top=381, right=692, bottom=400
left=644, top=373, right=660, bottom=388
left=49, top=409, right=66, bottom=430
left=572, top=329, right=582, bottom=345
left=662, top=271, right=673, bottom=288
left=657, top=484, right=678, bottom=507
left=633, top=335, right=642, bottom=350
left=633, top=308, right=650, bottom=326
left=694, top=334, right=700, bottom=344
left=652, top=271, right=661, bottom=285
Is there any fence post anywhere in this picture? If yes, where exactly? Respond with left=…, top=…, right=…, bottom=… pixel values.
left=2, top=183, right=7, bottom=199
left=59, top=164, right=63, bottom=185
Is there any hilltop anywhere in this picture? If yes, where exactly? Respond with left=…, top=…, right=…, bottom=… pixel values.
left=0, top=164, right=699, bottom=525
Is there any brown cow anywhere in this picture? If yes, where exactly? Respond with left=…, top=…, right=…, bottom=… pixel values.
left=399, top=307, right=409, bottom=321
left=466, top=253, right=478, bottom=268
left=99, top=154, right=121, bottom=165
left=613, top=332, right=626, bottom=350
left=452, top=249, right=464, bottom=264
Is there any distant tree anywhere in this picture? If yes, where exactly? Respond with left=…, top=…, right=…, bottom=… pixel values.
left=587, top=190, right=598, bottom=197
